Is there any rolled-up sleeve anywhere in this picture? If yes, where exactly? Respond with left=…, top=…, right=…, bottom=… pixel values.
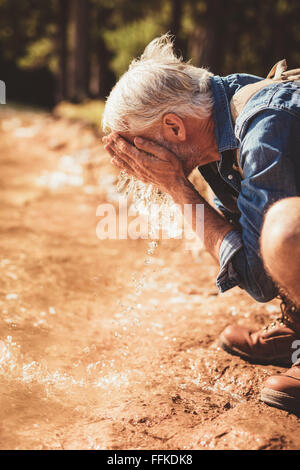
left=217, top=230, right=243, bottom=292
left=216, top=108, right=300, bottom=303
left=217, top=230, right=278, bottom=303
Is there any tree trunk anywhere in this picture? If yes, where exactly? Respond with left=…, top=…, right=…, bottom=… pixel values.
left=169, top=0, right=182, bottom=38
left=56, top=0, right=69, bottom=102
left=97, top=8, right=116, bottom=99
left=190, top=0, right=227, bottom=74
left=169, top=0, right=187, bottom=57
left=199, top=0, right=227, bottom=74
left=68, top=0, right=90, bottom=102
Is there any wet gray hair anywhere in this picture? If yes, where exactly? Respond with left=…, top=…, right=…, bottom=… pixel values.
left=102, top=34, right=214, bottom=133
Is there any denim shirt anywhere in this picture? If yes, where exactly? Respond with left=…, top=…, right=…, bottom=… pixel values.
left=198, top=74, right=300, bottom=302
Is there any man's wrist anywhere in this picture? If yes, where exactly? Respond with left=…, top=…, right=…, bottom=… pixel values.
left=169, top=177, right=201, bottom=204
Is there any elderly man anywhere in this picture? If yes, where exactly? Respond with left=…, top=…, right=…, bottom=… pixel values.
left=102, top=34, right=300, bottom=413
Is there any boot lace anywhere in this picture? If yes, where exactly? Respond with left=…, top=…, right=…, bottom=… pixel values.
left=263, top=294, right=299, bottom=333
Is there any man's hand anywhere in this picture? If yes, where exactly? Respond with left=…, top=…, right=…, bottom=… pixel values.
left=102, top=133, right=188, bottom=195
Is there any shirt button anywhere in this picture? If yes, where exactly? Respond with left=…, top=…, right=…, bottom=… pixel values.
left=228, top=174, right=233, bottom=180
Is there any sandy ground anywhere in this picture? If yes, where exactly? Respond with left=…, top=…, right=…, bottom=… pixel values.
left=0, top=107, right=300, bottom=450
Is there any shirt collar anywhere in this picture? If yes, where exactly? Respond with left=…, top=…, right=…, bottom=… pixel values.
left=210, top=75, right=238, bottom=153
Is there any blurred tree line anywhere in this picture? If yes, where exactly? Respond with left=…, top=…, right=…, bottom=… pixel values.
left=0, top=0, right=299, bottom=108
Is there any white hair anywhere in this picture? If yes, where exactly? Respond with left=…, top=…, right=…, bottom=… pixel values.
left=102, top=34, right=214, bottom=133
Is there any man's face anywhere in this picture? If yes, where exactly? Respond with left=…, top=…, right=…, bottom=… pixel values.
left=118, top=125, right=206, bottom=177
left=108, top=113, right=219, bottom=179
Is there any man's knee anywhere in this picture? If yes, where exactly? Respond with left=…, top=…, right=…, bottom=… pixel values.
left=261, top=197, right=300, bottom=264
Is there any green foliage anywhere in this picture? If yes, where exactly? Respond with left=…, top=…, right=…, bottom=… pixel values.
left=54, top=99, right=106, bottom=127
left=0, top=0, right=55, bottom=61
left=104, top=17, right=164, bottom=77
left=0, top=0, right=300, bottom=106
left=17, top=38, right=56, bottom=71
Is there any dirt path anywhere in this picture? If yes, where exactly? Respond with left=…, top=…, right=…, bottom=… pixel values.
left=0, top=107, right=299, bottom=450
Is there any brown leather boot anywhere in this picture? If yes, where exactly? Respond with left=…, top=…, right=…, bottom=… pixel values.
left=261, top=359, right=300, bottom=413
left=219, top=296, right=300, bottom=366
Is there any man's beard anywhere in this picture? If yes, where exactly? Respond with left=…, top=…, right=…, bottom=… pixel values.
left=154, top=134, right=203, bottom=176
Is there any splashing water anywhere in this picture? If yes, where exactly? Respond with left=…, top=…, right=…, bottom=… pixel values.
left=117, top=170, right=172, bottom=207
left=117, top=170, right=183, bottom=239
left=113, top=171, right=184, bottom=344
